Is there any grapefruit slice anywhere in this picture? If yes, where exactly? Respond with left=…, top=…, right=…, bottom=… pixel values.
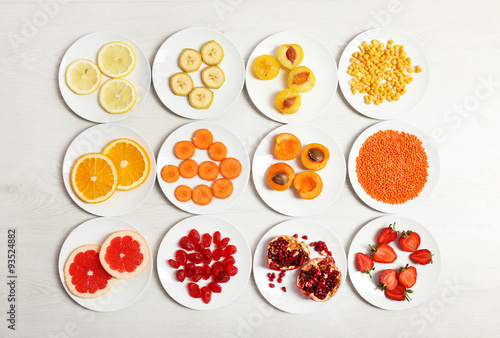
left=99, top=230, right=150, bottom=279
left=64, top=244, right=116, bottom=298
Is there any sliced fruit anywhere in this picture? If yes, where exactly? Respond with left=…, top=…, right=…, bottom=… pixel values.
left=370, top=243, right=397, bottom=263
left=102, top=138, right=150, bottom=191
left=273, top=133, right=302, bottom=161
left=300, top=143, right=330, bottom=171
left=288, top=66, right=316, bottom=92
left=189, top=87, right=214, bottom=109
left=377, top=222, right=398, bottom=245
left=267, top=235, right=310, bottom=271
left=379, top=269, right=398, bottom=291
left=275, top=88, right=301, bottom=114
left=399, top=230, right=421, bottom=252
left=253, top=54, right=280, bottom=80
left=97, top=41, right=136, bottom=78
left=99, top=78, right=137, bottom=114
left=65, top=59, right=101, bottom=95
left=170, top=72, right=194, bottom=96
left=355, top=252, right=374, bottom=277
left=398, top=264, right=417, bottom=288
left=293, top=171, right=323, bottom=199
left=70, top=153, right=118, bottom=204
left=409, top=249, right=434, bottom=265
left=179, top=48, right=202, bottom=72
left=296, top=256, right=341, bottom=302
left=99, top=230, right=150, bottom=279
left=385, top=282, right=412, bottom=301
left=200, top=40, right=224, bottom=65
left=266, top=162, right=295, bottom=191
left=277, top=43, right=303, bottom=69
left=201, top=66, right=225, bottom=89
left=64, top=244, right=115, bottom=298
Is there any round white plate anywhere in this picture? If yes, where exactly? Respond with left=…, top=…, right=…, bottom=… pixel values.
left=252, top=123, right=345, bottom=216
left=58, top=217, right=153, bottom=312
left=58, top=31, right=151, bottom=123
left=153, top=27, right=245, bottom=119
left=157, top=215, right=252, bottom=310
left=157, top=121, right=250, bottom=214
left=338, top=28, right=429, bottom=119
left=62, top=123, right=156, bottom=216
left=253, top=219, right=347, bottom=314
left=348, top=120, right=439, bottom=213
left=348, top=215, right=441, bottom=310
left=245, top=30, right=338, bottom=124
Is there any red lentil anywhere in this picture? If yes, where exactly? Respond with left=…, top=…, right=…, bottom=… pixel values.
left=355, top=129, right=428, bottom=204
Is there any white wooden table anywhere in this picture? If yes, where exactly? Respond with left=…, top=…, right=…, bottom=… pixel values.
left=1, top=0, right=499, bottom=336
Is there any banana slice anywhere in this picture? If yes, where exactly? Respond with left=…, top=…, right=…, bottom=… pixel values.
left=179, top=48, right=202, bottom=72
left=200, top=41, right=224, bottom=65
left=170, top=72, right=194, bottom=96
left=189, top=87, right=214, bottom=109
left=201, top=66, right=225, bottom=89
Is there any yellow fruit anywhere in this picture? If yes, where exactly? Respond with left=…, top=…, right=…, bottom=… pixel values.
left=253, top=55, right=280, bottom=80
left=200, top=40, right=224, bottom=65
left=71, top=153, right=118, bottom=203
left=170, top=72, right=194, bottom=96
left=275, top=89, right=301, bottom=114
left=97, top=41, right=136, bottom=78
left=102, top=138, right=150, bottom=191
left=98, top=78, right=137, bottom=114
left=189, top=87, right=214, bottom=109
left=201, top=66, right=225, bottom=89
left=288, top=66, right=316, bottom=92
left=277, top=44, right=304, bottom=69
left=179, top=48, right=202, bottom=72
left=65, top=59, right=101, bottom=95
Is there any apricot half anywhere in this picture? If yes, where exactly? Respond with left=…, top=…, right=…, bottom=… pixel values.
left=267, top=163, right=295, bottom=191
left=275, top=89, right=301, bottom=114
left=277, top=44, right=304, bottom=69
left=288, top=66, right=316, bottom=92
left=293, top=171, right=323, bottom=199
left=301, top=143, right=330, bottom=171
left=254, top=55, right=280, bottom=80
left=274, top=133, right=302, bottom=161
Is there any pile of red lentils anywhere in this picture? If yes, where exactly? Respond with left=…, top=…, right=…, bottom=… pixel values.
left=355, top=129, right=428, bottom=204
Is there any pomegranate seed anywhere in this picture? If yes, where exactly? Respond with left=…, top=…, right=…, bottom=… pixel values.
left=218, top=237, right=230, bottom=249
left=188, top=229, right=200, bottom=244
left=267, top=273, right=273, bottom=279
left=277, top=278, right=282, bottom=283
left=222, top=256, right=236, bottom=270
left=187, top=282, right=201, bottom=298
left=213, top=231, right=221, bottom=245
left=226, top=266, right=238, bottom=276
left=309, top=241, right=317, bottom=247
left=202, top=233, right=212, bottom=247
left=201, top=286, right=212, bottom=304
left=188, top=252, right=203, bottom=264
left=175, top=250, right=188, bottom=265
left=216, top=271, right=230, bottom=283
left=212, top=248, right=223, bottom=261
left=302, top=235, right=308, bottom=240
left=179, top=236, right=194, bottom=251
left=282, top=287, right=287, bottom=292
left=211, top=261, right=223, bottom=277
left=202, top=264, right=211, bottom=280
left=168, top=259, right=180, bottom=269
left=269, top=283, right=275, bottom=288
left=208, top=281, right=222, bottom=293
left=279, top=271, right=286, bottom=278
left=222, top=245, right=237, bottom=258
left=293, top=234, right=298, bottom=238
left=185, top=263, right=195, bottom=277
left=176, top=269, right=186, bottom=282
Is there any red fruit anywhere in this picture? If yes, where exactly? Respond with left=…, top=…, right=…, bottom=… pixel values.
left=211, top=261, right=223, bottom=277
left=378, top=269, right=398, bottom=291
left=310, top=241, right=331, bottom=256
left=213, top=231, right=221, bottom=245
left=296, top=256, right=341, bottom=302
left=202, top=248, right=212, bottom=264
left=293, top=234, right=298, bottom=238
left=208, top=281, right=222, bottom=293
left=188, top=229, right=200, bottom=244
left=399, top=231, right=421, bottom=252
left=282, top=287, right=287, bottom=292
left=185, top=263, right=196, bottom=277
left=191, top=266, right=203, bottom=282
left=194, top=243, right=205, bottom=252
left=222, top=245, right=237, bottom=258
left=202, top=233, right=212, bottom=247
left=302, top=235, right=308, bottom=240
left=168, top=259, right=180, bottom=269
left=355, top=252, right=374, bottom=277
left=176, top=269, right=186, bottom=282
left=377, top=222, right=398, bottom=245
left=202, top=264, right=211, bottom=280
left=269, top=283, right=275, bottom=288
left=398, top=264, right=417, bottom=288
left=187, top=282, right=201, bottom=298
left=175, top=250, right=188, bottom=265
left=218, top=237, right=230, bottom=249
left=410, top=249, right=434, bottom=265
left=179, top=236, right=194, bottom=251
left=216, top=271, right=230, bottom=283
left=212, top=248, right=223, bottom=261
left=385, top=283, right=412, bottom=301
left=226, top=266, right=238, bottom=276
left=188, top=252, right=203, bottom=264
left=201, top=286, right=212, bottom=304
left=222, top=256, right=235, bottom=270
left=267, top=235, right=310, bottom=271
left=370, top=244, right=397, bottom=263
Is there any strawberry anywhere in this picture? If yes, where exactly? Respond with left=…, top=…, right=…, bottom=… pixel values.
left=398, top=264, right=417, bottom=288
left=355, top=252, right=374, bottom=277
left=370, top=244, right=397, bottom=263
left=385, top=283, right=412, bottom=301
left=399, top=230, right=421, bottom=252
left=379, top=269, right=398, bottom=291
left=410, top=249, right=434, bottom=265
left=377, top=222, right=398, bottom=245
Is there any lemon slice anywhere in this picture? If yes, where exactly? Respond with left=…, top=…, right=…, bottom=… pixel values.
left=99, top=78, right=137, bottom=114
left=97, top=41, right=136, bottom=78
left=65, top=59, right=101, bottom=95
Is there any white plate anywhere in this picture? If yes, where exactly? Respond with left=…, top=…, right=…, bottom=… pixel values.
left=348, top=120, right=439, bottom=213
left=152, top=27, right=245, bottom=119
left=245, top=31, right=338, bottom=123
left=253, top=219, right=347, bottom=314
left=338, top=28, right=429, bottom=119
left=157, top=215, right=252, bottom=310
left=252, top=123, right=345, bottom=216
left=62, top=123, right=156, bottom=216
left=348, top=215, right=441, bottom=310
left=58, top=32, right=151, bottom=123
left=58, top=217, right=153, bottom=312
left=157, top=121, right=250, bottom=214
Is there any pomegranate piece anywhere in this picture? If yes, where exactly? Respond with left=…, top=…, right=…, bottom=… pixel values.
left=168, top=259, right=180, bottom=269
left=222, top=245, right=237, bottom=258
left=188, top=229, right=200, bottom=244
left=208, top=281, right=222, bottom=293
left=213, top=231, right=221, bottom=245
left=175, top=250, right=188, bottom=265
left=267, top=235, right=310, bottom=271
left=176, top=269, right=186, bottom=282
left=296, top=256, right=341, bottom=302
left=188, top=282, right=201, bottom=298
left=218, top=237, right=230, bottom=249
left=226, top=266, right=238, bottom=276
left=212, top=248, right=223, bottom=261
left=179, top=236, right=194, bottom=251
left=310, top=241, right=332, bottom=256
left=216, top=271, right=230, bottom=283
left=188, top=252, right=203, bottom=264
left=202, top=233, right=212, bottom=247
left=201, top=286, right=212, bottom=304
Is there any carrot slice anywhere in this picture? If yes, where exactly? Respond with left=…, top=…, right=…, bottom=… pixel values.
left=174, top=141, right=195, bottom=160
left=192, top=185, right=213, bottom=206
left=208, top=141, right=227, bottom=161
left=198, top=161, right=219, bottom=181
left=179, top=159, right=198, bottom=178
left=212, top=178, right=233, bottom=199
left=161, top=165, right=180, bottom=183
left=175, top=185, right=192, bottom=202
left=192, top=129, right=213, bottom=150
left=219, top=157, right=242, bottom=179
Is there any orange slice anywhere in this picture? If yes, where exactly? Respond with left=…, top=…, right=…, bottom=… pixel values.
left=70, top=153, right=118, bottom=203
left=102, top=138, right=150, bottom=191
